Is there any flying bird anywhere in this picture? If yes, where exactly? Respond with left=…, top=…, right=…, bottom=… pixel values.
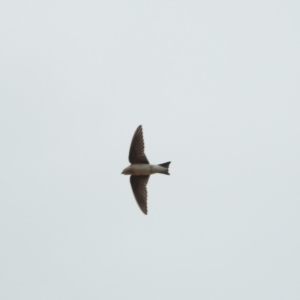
left=122, top=125, right=171, bottom=215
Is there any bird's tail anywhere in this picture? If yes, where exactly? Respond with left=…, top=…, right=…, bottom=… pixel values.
left=159, top=161, right=171, bottom=175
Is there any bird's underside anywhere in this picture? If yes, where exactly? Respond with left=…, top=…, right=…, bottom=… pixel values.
left=122, top=125, right=170, bottom=215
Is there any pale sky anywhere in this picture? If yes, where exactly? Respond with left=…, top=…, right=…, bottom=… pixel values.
left=1, top=1, right=299, bottom=299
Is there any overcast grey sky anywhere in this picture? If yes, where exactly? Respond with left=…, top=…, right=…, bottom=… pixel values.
left=1, top=1, right=299, bottom=299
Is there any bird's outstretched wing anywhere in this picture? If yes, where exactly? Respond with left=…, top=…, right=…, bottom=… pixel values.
left=129, top=125, right=149, bottom=164
left=130, top=175, right=150, bottom=215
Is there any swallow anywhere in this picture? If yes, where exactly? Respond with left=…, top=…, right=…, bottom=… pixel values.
left=122, top=125, right=171, bottom=215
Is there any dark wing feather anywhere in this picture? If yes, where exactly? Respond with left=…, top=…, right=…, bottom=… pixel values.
left=130, top=175, right=150, bottom=215
left=129, top=125, right=149, bottom=164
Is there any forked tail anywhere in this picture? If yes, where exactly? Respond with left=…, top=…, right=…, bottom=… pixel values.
left=159, top=161, right=171, bottom=175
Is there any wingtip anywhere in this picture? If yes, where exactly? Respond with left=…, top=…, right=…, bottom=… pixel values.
left=142, top=205, right=148, bottom=215
left=140, top=207, right=147, bottom=215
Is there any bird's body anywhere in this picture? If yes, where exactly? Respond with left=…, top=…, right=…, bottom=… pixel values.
left=122, top=125, right=171, bottom=215
left=122, top=163, right=169, bottom=176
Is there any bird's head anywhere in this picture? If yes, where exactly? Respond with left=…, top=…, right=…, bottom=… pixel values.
left=121, top=166, right=131, bottom=175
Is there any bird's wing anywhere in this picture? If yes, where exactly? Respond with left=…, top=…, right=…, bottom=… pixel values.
left=129, top=125, right=149, bottom=164
left=130, top=175, right=150, bottom=215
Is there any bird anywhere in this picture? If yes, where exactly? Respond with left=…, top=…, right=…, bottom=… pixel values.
left=122, top=125, right=171, bottom=215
